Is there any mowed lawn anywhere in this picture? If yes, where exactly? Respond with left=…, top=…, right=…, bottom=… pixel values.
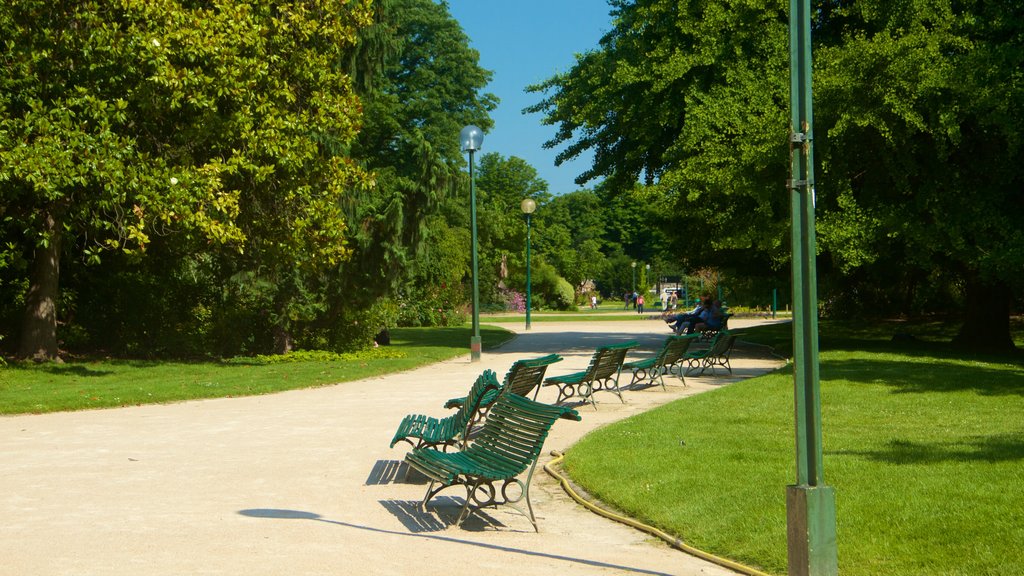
left=563, top=322, right=1024, bottom=576
left=0, top=326, right=515, bottom=414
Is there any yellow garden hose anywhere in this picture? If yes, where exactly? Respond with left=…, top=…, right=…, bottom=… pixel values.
left=544, top=450, right=773, bottom=576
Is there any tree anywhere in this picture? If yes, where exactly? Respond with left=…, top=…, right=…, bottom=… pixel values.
left=472, top=152, right=549, bottom=303
left=535, top=190, right=611, bottom=296
left=529, top=0, right=1023, bottom=349
left=0, top=1, right=375, bottom=360
left=812, top=0, right=1024, bottom=349
left=343, top=0, right=497, bottom=306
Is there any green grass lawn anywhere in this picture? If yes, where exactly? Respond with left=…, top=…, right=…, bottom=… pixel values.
left=0, top=325, right=515, bottom=414
left=562, top=322, right=1024, bottom=575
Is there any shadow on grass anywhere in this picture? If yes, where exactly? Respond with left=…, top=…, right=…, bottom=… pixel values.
left=6, top=363, right=117, bottom=377
left=742, top=319, right=1024, bottom=363
left=820, top=357, right=1024, bottom=397
left=834, top=432, right=1024, bottom=464
left=390, top=325, right=515, bottom=349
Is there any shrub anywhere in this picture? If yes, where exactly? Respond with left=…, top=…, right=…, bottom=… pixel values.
left=396, top=283, right=467, bottom=327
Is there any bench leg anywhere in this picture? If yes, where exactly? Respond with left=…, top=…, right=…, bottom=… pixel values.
left=420, top=480, right=439, bottom=512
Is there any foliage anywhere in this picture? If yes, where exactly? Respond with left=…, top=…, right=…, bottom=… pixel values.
left=496, top=288, right=526, bottom=313
left=246, top=347, right=406, bottom=365
left=302, top=297, right=401, bottom=353
left=395, top=284, right=467, bottom=328
left=0, top=0, right=501, bottom=359
left=342, top=0, right=496, bottom=305
left=395, top=216, right=470, bottom=328
left=811, top=0, right=1024, bottom=347
left=527, top=0, right=1023, bottom=347
left=0, top=0, right=376, bottom=359
left=534, top=190, right=613, bottom=295
left=525, top=261, right=575, bottom=311
left=472, top=152, right=549, bottom=302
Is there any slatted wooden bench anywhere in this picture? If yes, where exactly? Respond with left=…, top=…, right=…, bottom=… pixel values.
left=541, top=341, right=637, bottom=407
left=622, top=334, right=700, bottom=390
left=685, top=331, right=742, bottom=376
left=699, top=312, right=733, bottom=341
left=389, top=370, right=500, bottom=451
left=404, top=392, right=581, bottom=531
left=443, top=353, right=562, bottom=410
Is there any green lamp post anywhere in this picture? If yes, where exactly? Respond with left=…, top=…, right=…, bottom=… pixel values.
left=521, top=198, right=536, bottom=331
left=631, top=261, right=636, bottom=294
left=460, top=125, right=484, bottom=362
left=787, top=0, right=837, bottom=573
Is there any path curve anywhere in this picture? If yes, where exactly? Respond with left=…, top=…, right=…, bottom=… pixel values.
left=0, top=319, right=787, bottom=576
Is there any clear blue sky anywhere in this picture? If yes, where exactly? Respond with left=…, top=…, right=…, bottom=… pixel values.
left=446, top=1, right=613, bottom=195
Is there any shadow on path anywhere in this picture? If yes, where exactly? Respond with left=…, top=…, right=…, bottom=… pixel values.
left=238, top=508, right=675, bottom=576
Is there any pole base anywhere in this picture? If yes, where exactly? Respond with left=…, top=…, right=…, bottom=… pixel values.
left=470, top=336, right=482, bottom=362
left=786, top=484, right=838, bottom=576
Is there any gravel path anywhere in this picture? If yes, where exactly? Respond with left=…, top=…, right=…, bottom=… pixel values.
left=0, top=319, right=787, bottom=576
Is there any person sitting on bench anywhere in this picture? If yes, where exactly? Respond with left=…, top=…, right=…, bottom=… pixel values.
left=692, top=299, right=725, bottom=334
left=668, top=298, right=709, bottom=334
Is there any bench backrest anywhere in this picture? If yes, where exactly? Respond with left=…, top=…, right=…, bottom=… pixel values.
left=468, top=393, right=581, bottom=476
left=504, top=353, right=563, bottom=397
left=454, top=370, right=502, bottom=431
left=707, top=331, right=741, bottom=357
left=586, top=341, right=637, bottom=381
left=658, top=334, right=699, bottom=366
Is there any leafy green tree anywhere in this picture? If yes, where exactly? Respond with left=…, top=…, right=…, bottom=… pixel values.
left=343, top=0, right=496, bottom=307
left=0, top=1, right=374, bottom=360
left=534, top=190, right=611, bottom=296
left=529, top=0, right=1023, bottom=349
left=812, top=0, right=1024, bottom=349
left=472, top=152, right=549, bottom=304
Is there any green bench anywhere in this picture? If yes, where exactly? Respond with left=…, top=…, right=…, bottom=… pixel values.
left=443, top=353, right=562, bottom=410
left=389, top=370, right=500, bottom=451
left=699, top=312, right=733, bottom=342
left=685, top=330, right=742, bottom=376
left=541, top=341, right=637, bottom=407
left=622, top=334, right=700, bottom=390
left=404, top=392, right=580, bottom=531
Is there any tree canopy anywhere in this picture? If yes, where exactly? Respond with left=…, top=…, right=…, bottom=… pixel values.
left=1, top=1, right=372, bottom=359
left=529, top=0, right=1023, bottom=348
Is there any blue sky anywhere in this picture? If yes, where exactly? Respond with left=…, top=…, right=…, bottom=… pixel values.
left=446, top=1, right=613, bottom=195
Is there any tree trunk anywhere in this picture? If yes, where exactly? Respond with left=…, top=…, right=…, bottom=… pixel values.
left=271, top=324, right=293, bottom=355
left=18, top=210, right=63, bottom=362
left=952, top=277, right=1015, bottom=352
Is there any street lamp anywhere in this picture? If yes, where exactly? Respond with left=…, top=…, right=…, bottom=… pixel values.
left=460, top=125, right=484, bottom=362
left=521, top=198, right=536, bottom=331
left=631, top=261, right=636, bottom=294
left=787, top=0, right=837, bottom=573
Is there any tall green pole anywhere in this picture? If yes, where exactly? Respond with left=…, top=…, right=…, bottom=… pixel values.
left=524, top=212, right=532, bottom=331
left=461, top=125, right=484, bottom=362
left=787, top=0, right=837, bottom=574
left=468, top=147, right=481, bottom=361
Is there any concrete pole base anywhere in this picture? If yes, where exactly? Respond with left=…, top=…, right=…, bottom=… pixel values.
left=470, top=336, right=482, bottom=362
left=786, top=484, right=838, bottom=576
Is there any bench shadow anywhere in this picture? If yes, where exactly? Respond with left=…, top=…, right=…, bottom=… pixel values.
left=237, top=508, right=675, bottom=576
left=366, top=459, right=432, bottom=485
left=379, top=497, right=507, bottom=533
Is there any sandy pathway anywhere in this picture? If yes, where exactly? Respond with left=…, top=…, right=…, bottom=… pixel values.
left=0, top=319, right=787, bottom=576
